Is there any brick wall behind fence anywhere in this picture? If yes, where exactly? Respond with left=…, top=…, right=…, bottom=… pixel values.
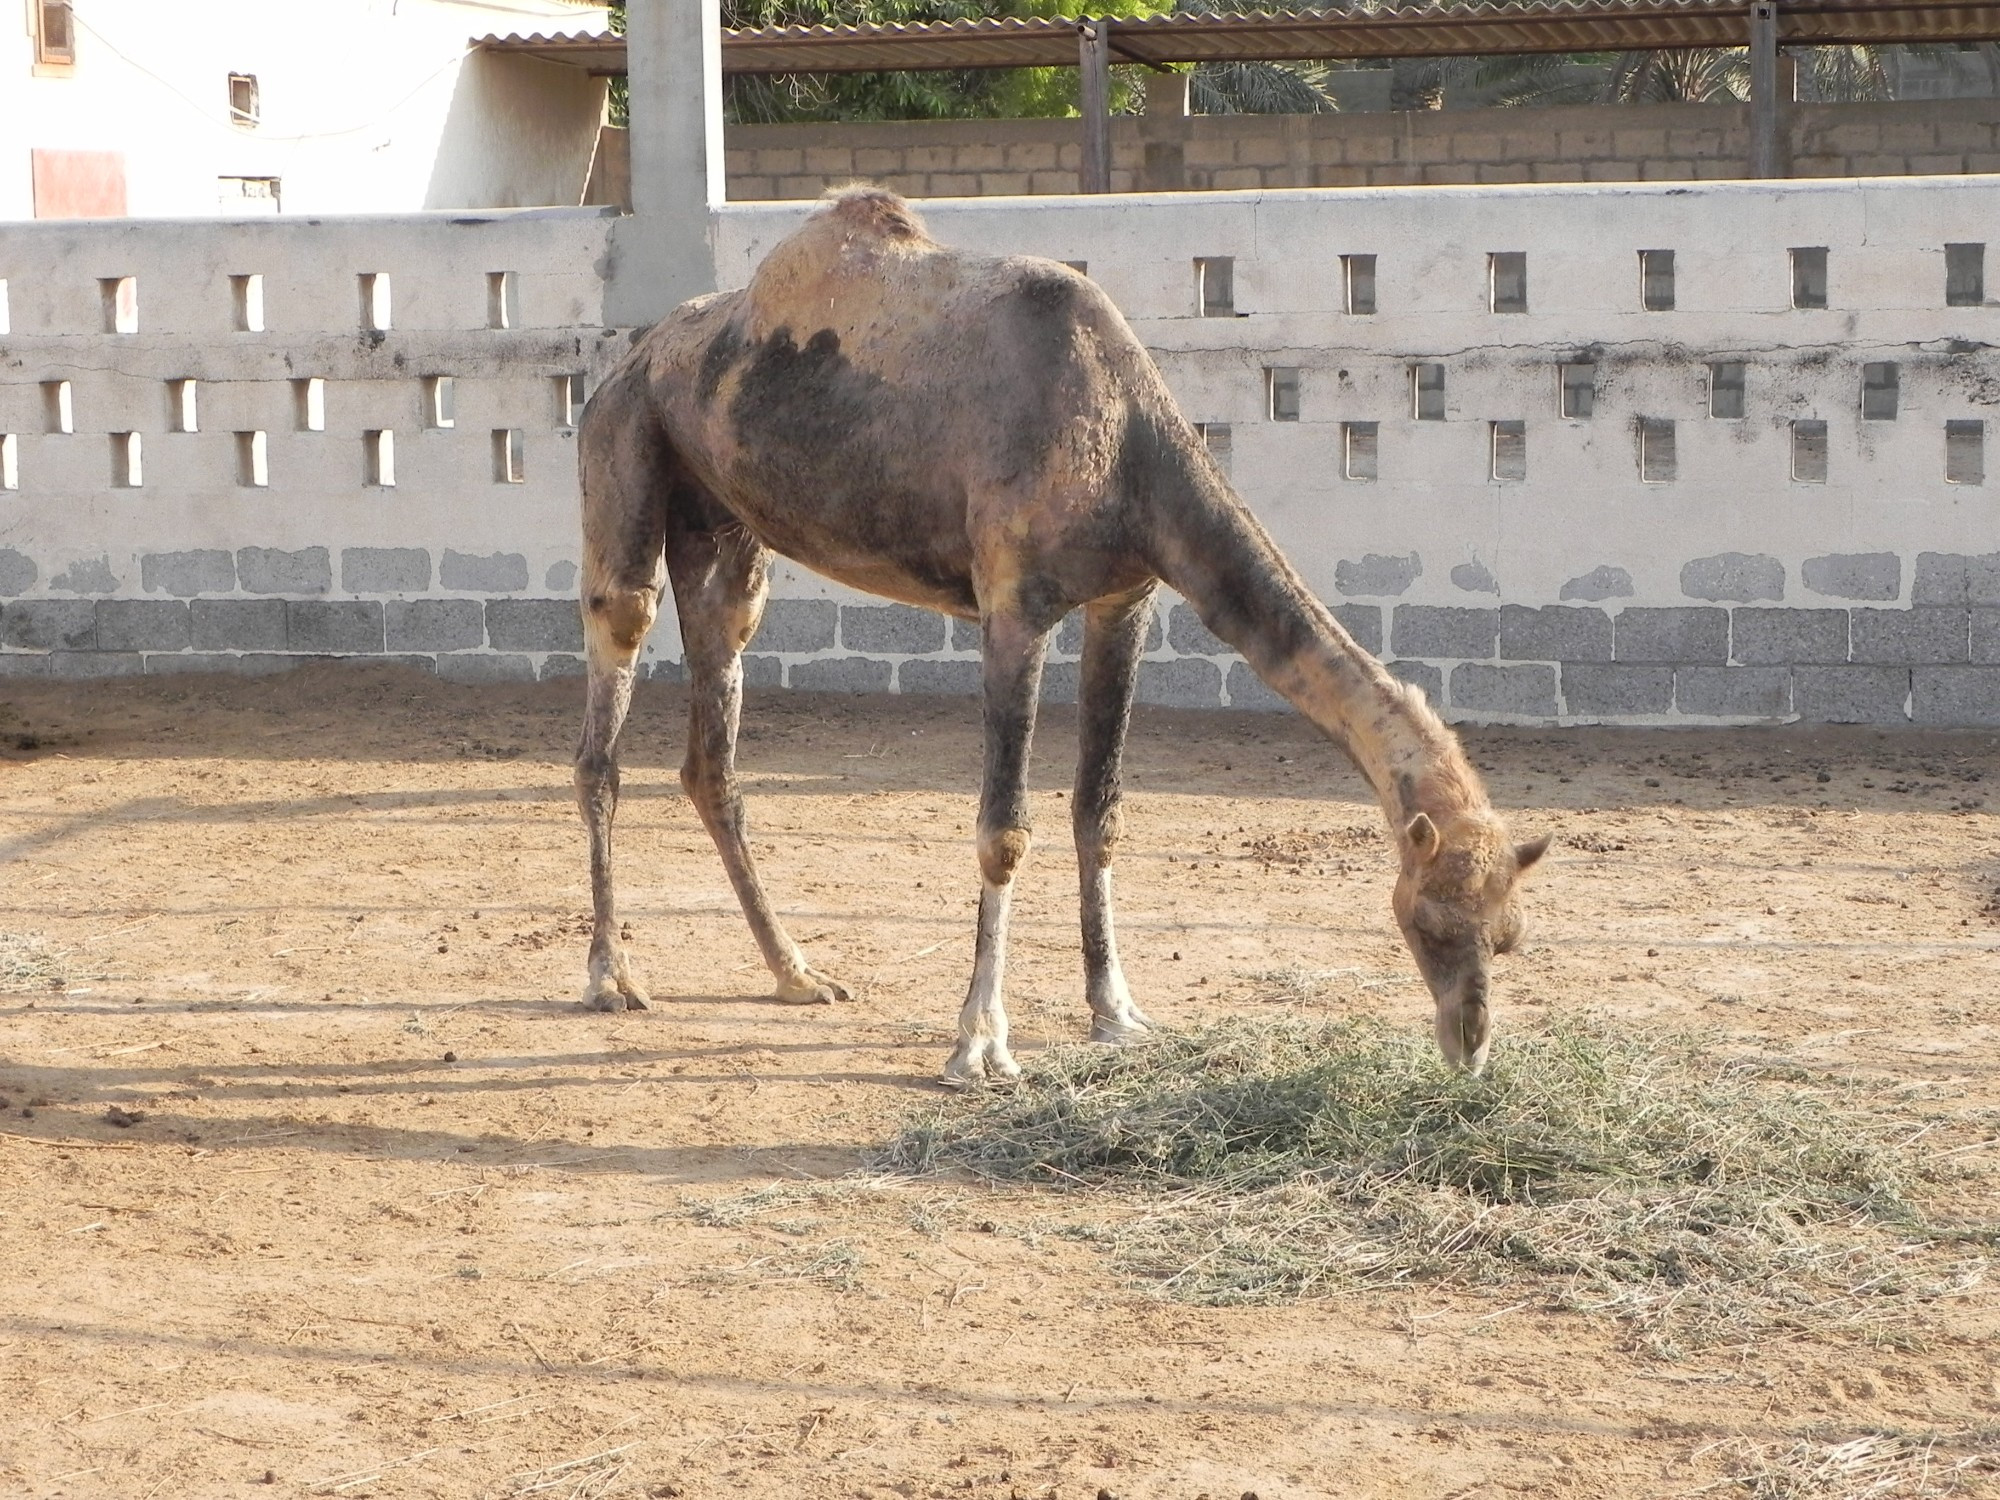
left=671, top=97, right=2000, bottom=201
left=7, top=178, right=2000, bottom=726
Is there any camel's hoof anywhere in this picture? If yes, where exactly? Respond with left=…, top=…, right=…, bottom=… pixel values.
left=775, top=967, right=852, bottom=1006
left=581, top=975, right=650, bottom=1012
left=1089, top=1008, right=1157, bottom=1045
left=939, top=1038, right=1021, bottom=1089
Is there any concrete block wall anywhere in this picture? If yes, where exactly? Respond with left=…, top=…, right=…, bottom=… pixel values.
left=693, top=98, right=2000, bottom=202
left=5, top=178, right=2000, bottom=725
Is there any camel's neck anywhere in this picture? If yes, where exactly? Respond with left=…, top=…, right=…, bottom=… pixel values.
left=1143, top=423, right=1485, bottom=832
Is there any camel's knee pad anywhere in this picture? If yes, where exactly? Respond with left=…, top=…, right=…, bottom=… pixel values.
left=978, top=825, right=1031, bottom=887
left=584, top=586, right=658, bottom=659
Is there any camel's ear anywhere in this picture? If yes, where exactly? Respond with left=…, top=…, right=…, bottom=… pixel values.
left=1405, top=813, right=1440, bottom=864
left=1515, top=834, right=1552, bottom=872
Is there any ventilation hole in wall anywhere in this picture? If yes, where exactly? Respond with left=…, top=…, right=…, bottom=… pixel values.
left=0, top=278, right=10, bottom=336
left=1194, top=257, right=1234, bottom=317
left=169, top=378, right=199, bottom=434
left=0, top=434, right=17, bottom=492
left=1708, top=362, right=1746, bottom=420
left=1342, top=254, right=1376, bottom=316
left=1195, top=422, right=1231, bottom=475
left=1411, top=363, right=1445, bottom=421
left=1640, top=248, right=1675, bottom=312
left=1343, top=421, right=1378, bottom=480
left=557, top=374, right=585, bottom=429
left=294, top=377, right=325, bottom=432
left=493, top=428, right=525, bottom=484
left=1790, top=419, right=1829, bottom=482
left=425, top=375, right=456, bottom=430
left=1638, top=417, right=1676, bottom=482
left=1856, top=361, right=1900, bottom=421
left=111, top=431, right=142, bottom=488
left=487, top=271, right=518, bottom=330
left=235, top=430, right=269, bottom=488
left=1790, top=247, right=1828, bottom=309
left=43, top=380, right=73, bottom=434
left=230, top=273, right=264, bottom=332
left=1488, top=252, right=1527, bottom=314
left=100, top=275, right=137, bottom=334
left=365, top=429, right=395, bottom=487
left=1490, top=420, right=1527, bottom=481
left=359, top=273, right=391, bottom=331
left=1947, top=419, right=1985, bottom=485
left=1946, top=242, right=1985, bottom=307
left=1266, top=367, right=1300, bottom=422
left=1559, top=363, right=1595, bottom=420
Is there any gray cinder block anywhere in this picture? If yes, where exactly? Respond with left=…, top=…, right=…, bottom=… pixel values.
left=1334, top=604, right=1383, bottom=656
left=841, top=603, right=948, bottom=654
left=1166, top=603, right=1229, bottom=657
left=141, top=549, right=234, bottom=597
left=192, top=599, right=287, bottom=651
left=1497, top=605, right=1612, bottom=662
left=50, top=557, right=118, bottom=594
left=1614, top=607, right=1728, bottom=663
left=1913, top=551, right=2000, bottom=606
left=238, top=547, right=332, bottom=596
left=96, top=600, right=190, bottom=652
left=1450, top=559, right=1498, bottom=594
left=1562, top=663, right=1674, bottom=716
left=0, top=549, right=36, bottom=596
left=1391, top=606, right=1497, bottom=660
left=342, top=547, right=432, bottom=593
left=790, top=656, right=893, bottom=693
left=441, top=550, right=529, bottom=593
left=1559, top=565, right=1635, bottom=602
left=288, top=600, right=384, bottom=653
left=1730, top=607, right=1848, bottom=665
left=1793, top=666, right=1910, bottom=723
left=900, top=659, right=981, bottom=696
left=1386, top=658, right=1443, bottom=703
left=1802, top=552, right=1899, bottom=601
left=2, top=600, right=95, bottom=650
left=1136, top=657, right=1223, bottom=707
left=1680, top=552, right=1785, bottom=603
left=1849, top=608, right=1967, bottom=665
left=1335, top=552, right=1422, bottom=597
left=1449, top=662, right=1557, bottom=716
left=486, top=599, right=583, bottom=653
left=1913, top=667, right=2000, bottom=725
left=1676, top=665, right=1792, bottom=717
left=757, top=599, right=838, bottom=653
left=435, top=653, right=535, bottom=683
left=386, top=599, right=484, bottom=653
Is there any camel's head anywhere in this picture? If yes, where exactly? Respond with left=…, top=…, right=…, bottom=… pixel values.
left=1390, top=809, right=1549, bottom=1073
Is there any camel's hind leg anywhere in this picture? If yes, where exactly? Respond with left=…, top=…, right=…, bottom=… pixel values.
left=1074, top=590, right=1157, bottom=1044
left=668, top=519, right=851, bottom=1006
left=574, top=388, right=670, bottom=1012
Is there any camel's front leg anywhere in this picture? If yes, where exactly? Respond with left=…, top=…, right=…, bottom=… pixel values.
left=943, top=610, right=1050, bottom=1086
left=576, top=589, right=658, bottom=1012
left=670, top=524, right=850, bottom=1006
left=1075, top=592, right=1156, bottom=1043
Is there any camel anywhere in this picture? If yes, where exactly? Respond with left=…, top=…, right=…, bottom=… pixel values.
left=573, top=186, right=1547, bottom=1081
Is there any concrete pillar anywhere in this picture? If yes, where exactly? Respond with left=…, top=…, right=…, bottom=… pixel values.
left=1748, top=1, right=1782, bottom=179
left=1145, top=70, right=1189, bottom=118
left=605, top=0, right=725, bottom=326
left=1078, top=20, right=1112, bottom=193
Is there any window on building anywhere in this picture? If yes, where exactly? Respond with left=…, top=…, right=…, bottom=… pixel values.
left=228, top=73, right=260, bottom=128
left=1343, top=422, right=1378, bottom=480
left=1791, top=247, right=1828, bottom=309
left=100, top=276, right=137, bottom=333
left=493, top=429, right=525, bottom=484
left=1862, top=362, right=1899, bottom=421
left=1559, top=363, right=1595, bottom=420
left=557, top=374, right=586, bottom=428
left=359, top=273, right=391, bottom=332
left=1266, top=367, right=1300, bottom=422
left=1342, top=254, right=1376, bottom=315
left=1640, top=249, right=1675, bottom=311
left=425, top=376, right=455, bottom=430
left=168, top=379, right=198, bottom=434
left=43, top=380, right=73, bottom=434
left=34, top=0, right=75, bottom=65
left=111, top=432, right=142, bottom=488
left=1412, top=363, right=1445, bottom=421
left=1490, top=421, right=1527, bottom=480
left=1709, top=361, right=1746, bottom=419
left=236, top=430, right=269, bottom=488
left=365, top=430, right=395, bottom=487
left=1947, top=242, right=1985, bottom=306
left=230, top=274, right=264, bottom=331
left=1791, top=420, right=1828, bottom=482
left=1489, top=252, right=1527, bottom=313
left=487, top=271, right=518, bottom=330
left=1947, top=420, right=1984, bottom=484
left=1638, top=418, right=1676, bottom=481
left=294, top=377, right=325, bottom=432
left=0, top=435, right=18, bottom=491
left=1195, top=257, right=1234, bottom=317
left=1195, top=422, right=1231, bottom=475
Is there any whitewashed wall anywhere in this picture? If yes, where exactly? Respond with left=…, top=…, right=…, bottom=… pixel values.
left=2, top=177, right=1998, bottom=723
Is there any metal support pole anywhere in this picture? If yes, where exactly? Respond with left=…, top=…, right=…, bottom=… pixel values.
left=1078, top=19, right=1112, bottom=194
left=1749, top=0, right=1780, bottom=179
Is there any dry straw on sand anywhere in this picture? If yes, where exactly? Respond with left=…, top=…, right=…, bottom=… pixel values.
left=886, top=1013, right=1994, bottom=1359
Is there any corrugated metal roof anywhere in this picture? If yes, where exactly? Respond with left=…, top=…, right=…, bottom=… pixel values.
left=480, top=0, right=2000, bottom=75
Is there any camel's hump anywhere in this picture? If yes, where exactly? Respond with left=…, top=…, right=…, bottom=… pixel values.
left=811, top=185, right=934, bottom=245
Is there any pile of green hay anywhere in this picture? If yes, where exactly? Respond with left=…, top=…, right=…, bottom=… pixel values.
left=885, top=1015, right=1990, bottom=1355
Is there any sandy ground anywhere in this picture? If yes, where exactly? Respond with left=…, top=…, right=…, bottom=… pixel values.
left=0, top=665, right=1996, bottom=1500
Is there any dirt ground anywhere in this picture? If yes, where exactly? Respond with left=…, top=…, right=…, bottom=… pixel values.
left=0, top=665, right=1996, bottom=1500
